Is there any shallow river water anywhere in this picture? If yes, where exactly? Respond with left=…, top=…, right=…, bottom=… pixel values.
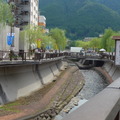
left=78, top=69, right=108, bottom=99
left=54, top=69, right=108, bottom=120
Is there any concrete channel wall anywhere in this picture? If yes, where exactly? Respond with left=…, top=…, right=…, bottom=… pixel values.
left=103, top=61, right=120, bottom=81
left=0, top=60, right=67, bottom=104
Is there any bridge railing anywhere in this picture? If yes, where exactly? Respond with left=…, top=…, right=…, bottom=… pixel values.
left=66, top=52, right=115, bottom=61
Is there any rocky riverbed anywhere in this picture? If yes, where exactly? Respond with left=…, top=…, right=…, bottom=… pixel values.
left=54, top=69, right=108, bottom=120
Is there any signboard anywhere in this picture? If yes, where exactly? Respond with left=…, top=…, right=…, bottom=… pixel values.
left=36, top=38, right=42, bottom=48
left=7, top=33, right=15, bottom=46
left=115, top=40, right=120, bottom=65
left=46, top=45, right=51, bottom=50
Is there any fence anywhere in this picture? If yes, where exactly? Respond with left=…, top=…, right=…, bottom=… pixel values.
left=67, top=52, right=115, bottom=61
left=0, top=51, right=70, bottom=61
left=0, top=51, right=116, bottom=62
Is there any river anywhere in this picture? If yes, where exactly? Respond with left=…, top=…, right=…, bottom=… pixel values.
left=54, top=69, right=108, bottom=120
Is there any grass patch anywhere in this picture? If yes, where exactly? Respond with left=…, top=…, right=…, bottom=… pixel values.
left=0, top=101, right=21, bottom=113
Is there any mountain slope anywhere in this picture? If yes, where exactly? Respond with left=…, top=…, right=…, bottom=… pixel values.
left=95, top=0, right=120, bottom=14
left=40, top=0, right=120, bottom=40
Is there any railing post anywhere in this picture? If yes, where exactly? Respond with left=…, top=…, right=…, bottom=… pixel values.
left=85, top=51, right=86, bottom=57
left=34, top=52, right=36, bottom=60
left=25, top=52, right=26, bottom=61
left=2, top=51, right=3, bottom=61
left=29, top=51, right=30, bottom=60
left=109, top=52, right=110, bottom=59
left=111, top=52, right=114, bottom=60
left=22, top=52, right=24, bottom=61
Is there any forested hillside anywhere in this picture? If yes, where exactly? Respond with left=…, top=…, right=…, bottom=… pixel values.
left=40, top=0, right=120, bottom=40
left=95, top=0, right=120, bottom=14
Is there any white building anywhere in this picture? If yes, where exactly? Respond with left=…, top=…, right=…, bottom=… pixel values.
left=7, top=0, right=39, bottom=51
left=8, top=0, right=39, bottom=29
left=30, top=0, right=39, bottom=26
left=0, top=25, right=20, bottom=51
left=38, top=15, right=46, bottom=27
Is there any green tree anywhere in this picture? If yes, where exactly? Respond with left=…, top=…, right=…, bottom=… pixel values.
left=20, top=25, right=56, bottom=51
left=41, top=35, right=56, bottom=50
left=75, top=40, right=90, bottom=50
left=21, top=25, right=37, bottom=51
left=101, top=28, right=114, bottom=51
left=50, top=28, right=67, bottom=51
left=75, top=40, right=85, bottom=47
left=90, top=38, right=101, bottom=51
left=0, top=0, right=14, bottom=25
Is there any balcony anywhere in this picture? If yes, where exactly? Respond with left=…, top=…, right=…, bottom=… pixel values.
left=20, top=21, right=29, bottom=26
left=20, top=11, right=29, bottom=15
left=21, top=0, right=29, bottom=5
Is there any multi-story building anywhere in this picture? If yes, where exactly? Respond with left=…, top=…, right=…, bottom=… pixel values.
left=38, top=15, right=46, bottom=28
left=38, top=15, right=49, bottom=34
left=7, top=0, right=39, bottom=30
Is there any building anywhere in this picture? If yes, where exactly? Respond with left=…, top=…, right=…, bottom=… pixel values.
left=83, top=37, right=94, bottom=42
left=38, top=15, right=49, bottom=34
left=0, top=25, right=20, bottom=51
left=8, top=0, right=39, bottom=30
left=38, top=15, right=46, bottom=28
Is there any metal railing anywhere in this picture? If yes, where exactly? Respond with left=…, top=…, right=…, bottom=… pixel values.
left=0, top=51, right=115, bottom=62
left=67, top=52, right=115, bottom=61
left=0, top=51, right=70, bottom=62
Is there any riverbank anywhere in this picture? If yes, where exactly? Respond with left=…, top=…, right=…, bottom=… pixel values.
left=55, top=68, right=109, bottom=120
left=94, top=67, right=113, bottom=84
left=0, top=66, right=85, bottom=120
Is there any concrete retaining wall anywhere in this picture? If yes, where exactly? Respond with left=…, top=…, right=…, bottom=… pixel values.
left=103, top=61, right=120, bottom=81
left=0, top=60, right=67, bottom=104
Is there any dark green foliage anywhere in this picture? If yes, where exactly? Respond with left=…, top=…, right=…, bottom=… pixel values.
left=95, top=0, right=120, bottom=14
left=40, top=0, right=120, bottom=40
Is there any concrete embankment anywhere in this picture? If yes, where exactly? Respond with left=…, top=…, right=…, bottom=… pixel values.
left=79, top=60, right=120, bottom=83
left=0, top=65, right=85, bottom=120
left=102, top=61, right=120, bottom=81
left=0, top=60, right=67, bottom=104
